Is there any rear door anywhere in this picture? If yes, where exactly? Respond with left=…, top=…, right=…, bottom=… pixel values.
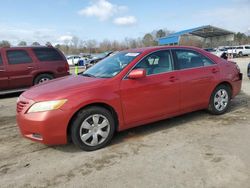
left=5, top=49, right=37, bottom=89
left=173, top=49, right=219, bottom=111
left=32, top=47, right=67, bottom=77
left=0, top=52, right=9, bottom=90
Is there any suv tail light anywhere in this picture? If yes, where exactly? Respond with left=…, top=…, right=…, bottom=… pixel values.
left=65, top=62, right=69, bottom=72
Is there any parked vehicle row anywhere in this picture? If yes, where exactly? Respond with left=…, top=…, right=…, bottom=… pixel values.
left=235, top=45, right=250, bottom=56
left=66, top=51, right=115, bottom=67
left=16, top=46, right=242, bottom=151
left=0, top=46, right=69, bottom=95
left=204, top=45, right=250, bottom=58
left=204, top=48, right=227, bottom=57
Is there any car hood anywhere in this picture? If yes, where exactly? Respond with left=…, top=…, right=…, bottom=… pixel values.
left=22, top=75, right=107, bottom=101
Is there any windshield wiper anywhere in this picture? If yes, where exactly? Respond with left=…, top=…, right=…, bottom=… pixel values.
left=81, top=73, right=96, bottom=78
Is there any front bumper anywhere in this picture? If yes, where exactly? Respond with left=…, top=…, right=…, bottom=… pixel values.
left=16, top=97, right=70, bottom=145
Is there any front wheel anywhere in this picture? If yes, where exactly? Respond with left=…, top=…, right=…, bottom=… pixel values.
left=71, top=107, right=115, bottom=151
left=208, top=85, right=231, bottom=115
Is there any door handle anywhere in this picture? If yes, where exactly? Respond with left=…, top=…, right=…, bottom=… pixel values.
left=27, top=66, right=34, bottom=69
left=211, top=68, right=219, bottom=73
left=169, top=76, right=178, bottom=82
left=0, top=69, right=6, bottom=72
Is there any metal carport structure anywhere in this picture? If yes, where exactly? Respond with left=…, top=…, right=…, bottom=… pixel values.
left=159, top=25, right=234, bottom=46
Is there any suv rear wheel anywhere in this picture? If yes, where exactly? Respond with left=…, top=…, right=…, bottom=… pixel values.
left=34, top=74, right=53, bottom=85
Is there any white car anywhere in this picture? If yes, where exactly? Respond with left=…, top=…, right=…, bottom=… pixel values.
left=235, top=45, right=250, bottom=56
left=222, top=47, right=237, bottom=58
left=66, top=55, right=81, bottom=66
left=204, top=48, right=227, bottom=57
left=213, top=48, right=227, bottom=57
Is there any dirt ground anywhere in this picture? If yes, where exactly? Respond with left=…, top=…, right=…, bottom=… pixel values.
left=0, top=57, right=250, bottom=188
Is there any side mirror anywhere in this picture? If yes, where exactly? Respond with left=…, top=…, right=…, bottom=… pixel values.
left=127, top=69, right=146, bottom=79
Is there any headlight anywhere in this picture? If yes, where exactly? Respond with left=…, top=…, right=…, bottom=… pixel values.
left=27, top=99, right=67, bottom=113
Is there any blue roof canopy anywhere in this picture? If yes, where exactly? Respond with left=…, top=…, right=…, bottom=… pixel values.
left=158, top=25, right=234, bottom=45
left=158, top=35, right=179, bottom=45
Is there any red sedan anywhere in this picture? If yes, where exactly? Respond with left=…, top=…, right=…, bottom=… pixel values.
left=16, top=46, right=242, bottom=151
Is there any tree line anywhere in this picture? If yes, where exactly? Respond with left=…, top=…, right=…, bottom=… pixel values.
left=0, top=29, right=171, bottom=55
left=1, top=30, right=250, bottom=55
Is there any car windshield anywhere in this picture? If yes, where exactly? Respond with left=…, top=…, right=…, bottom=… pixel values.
left=82, top=52, right=140, bottom=78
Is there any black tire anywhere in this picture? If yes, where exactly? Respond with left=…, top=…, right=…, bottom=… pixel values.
left=238, top=52, right=243, bottom=57
left=71, top=106, right=115, bottom=151
left=34, top=74, right=53, bottom=85
left=208, top=85, right=231, bottom=115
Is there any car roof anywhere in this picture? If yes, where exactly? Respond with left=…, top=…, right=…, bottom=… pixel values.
left=122, top=45, right=204, bottom=53
left=0, top=46, right=54, bottom=50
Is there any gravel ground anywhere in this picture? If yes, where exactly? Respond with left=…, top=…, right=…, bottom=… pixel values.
left=0, top=57, right=250, bottom=188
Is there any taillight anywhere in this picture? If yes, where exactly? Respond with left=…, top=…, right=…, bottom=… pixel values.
left=65, top=63, right=69, bottom=72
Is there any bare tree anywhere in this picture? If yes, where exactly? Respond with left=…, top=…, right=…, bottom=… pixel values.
left=142, top=33, right=156, bottom=47
left=71, top=36, right=80, bottom=49
left=18, top=41, right=27, bottom=46
left=0, top=40, right=11, bottom=47
left=85, top=40, right=97, bottom=53
left=156, top=29, right=166, bottom=39
left=45, top=41, right=52, bottom=46
left=32, top=42, right=40, bottom=46
left=99, top=39, right=112, bottom=52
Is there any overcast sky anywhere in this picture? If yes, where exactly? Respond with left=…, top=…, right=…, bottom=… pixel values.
left=0, top=0, right=249, bottom=45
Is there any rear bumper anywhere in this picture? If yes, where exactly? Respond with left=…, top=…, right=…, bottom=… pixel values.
left=16, top=108, right=70, bottom=145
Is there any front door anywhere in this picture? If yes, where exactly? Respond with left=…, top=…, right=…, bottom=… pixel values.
left=120, top=50, right=180, bottom=127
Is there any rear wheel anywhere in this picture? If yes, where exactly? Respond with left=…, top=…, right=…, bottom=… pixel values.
left=208, top=85, right=231, bottom=115
left=34, top=74, right=53, bottom=85
left=71, top=106, right=115, bottom=151
left=238, top=51, right=243, bottom=57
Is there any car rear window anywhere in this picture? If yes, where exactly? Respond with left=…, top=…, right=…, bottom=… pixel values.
left=7, top=50, right=32, bottom=64
left=33, top=48, right=64, bottom=61
left=0, top=54, right=2, bottom=65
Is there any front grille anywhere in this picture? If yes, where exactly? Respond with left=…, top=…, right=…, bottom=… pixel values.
left=17, top=101, right=29, bottom=113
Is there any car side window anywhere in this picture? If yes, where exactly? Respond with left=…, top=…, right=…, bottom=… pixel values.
left=174, top=50, right=214, bottom=70
left=7, top=50, right=32, bottom=64
left=134, top=50, right=173, bottom=75
left=0, top=54, right=3, bottom=65
left=33, top=48, right=63, bottom=61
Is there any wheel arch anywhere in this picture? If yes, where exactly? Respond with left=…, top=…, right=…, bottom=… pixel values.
left=66, top=102, right=119, bottom=143
left=213, top=81, right=233, bottom=97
